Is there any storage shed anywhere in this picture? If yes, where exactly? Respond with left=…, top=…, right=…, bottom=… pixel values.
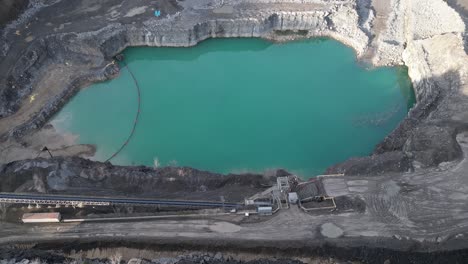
left=288, top=192, right=299, bottom=204
left=22, top=212, right=61, bottom=223
left=257, top=206, right=273, bottom=216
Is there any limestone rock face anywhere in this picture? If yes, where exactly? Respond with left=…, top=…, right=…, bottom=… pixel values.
left=410, top=0, right=465, bottom=40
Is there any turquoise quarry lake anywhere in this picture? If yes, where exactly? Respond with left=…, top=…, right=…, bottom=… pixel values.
left=51, top=38, right=414, bottom=177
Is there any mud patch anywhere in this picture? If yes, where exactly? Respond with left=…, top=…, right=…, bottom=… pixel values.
left=320, top=223, right=343, bottom=238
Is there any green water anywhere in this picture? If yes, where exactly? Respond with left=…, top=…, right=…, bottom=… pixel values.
left=51, top=38, right=414, bottom=177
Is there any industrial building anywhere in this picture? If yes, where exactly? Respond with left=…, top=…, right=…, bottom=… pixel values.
left=288, top=192, right=298, bottom=204
left=22, top=212, right=61, bottom=223
left=257, top=206, right=273, bottom=215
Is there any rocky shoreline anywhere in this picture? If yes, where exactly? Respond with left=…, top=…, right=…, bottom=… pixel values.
left=0, top=0, right=468, bottom=263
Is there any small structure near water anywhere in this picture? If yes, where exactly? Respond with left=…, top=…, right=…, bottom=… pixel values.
left=288, top=192, right=298, bottom=204
left=277, top=177, right=290, bottom=192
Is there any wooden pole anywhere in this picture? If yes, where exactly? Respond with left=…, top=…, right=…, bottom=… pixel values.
left=42, top=146, right=53, bottom=158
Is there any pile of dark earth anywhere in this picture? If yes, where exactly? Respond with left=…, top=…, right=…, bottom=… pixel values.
left=0, top=0, right=29, bottom=26
left=0, top=157, right=280, bottom=202
left=0, top=249, right=314, bottom=264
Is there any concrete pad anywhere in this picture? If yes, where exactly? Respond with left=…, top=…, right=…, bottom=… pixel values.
left=322, top=178, right=349, bottom=197
left=347, top=180, right=368, bottom=186
left=320, top=223, right=343, bottom=238
left=209, top=222, right=241, bottom=233
left=348, top=186, right=368, bottom=193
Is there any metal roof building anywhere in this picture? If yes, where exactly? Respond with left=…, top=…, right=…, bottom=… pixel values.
left=22, top=212, right=61, bottom=223
left=257, top=206, right=273, bottom=216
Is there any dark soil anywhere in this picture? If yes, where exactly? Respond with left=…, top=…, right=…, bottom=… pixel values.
left=5, top=239, right=468, bottom=264
left=0, top=0, right=29, bottom=27
left=0, top=157, right=277, bottom=202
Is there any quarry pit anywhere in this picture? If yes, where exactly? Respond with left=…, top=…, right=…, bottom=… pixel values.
left=0, top=0, right=468, bottom=263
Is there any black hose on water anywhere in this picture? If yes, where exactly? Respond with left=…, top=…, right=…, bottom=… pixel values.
left=105, top=60, right=141, bottom=162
